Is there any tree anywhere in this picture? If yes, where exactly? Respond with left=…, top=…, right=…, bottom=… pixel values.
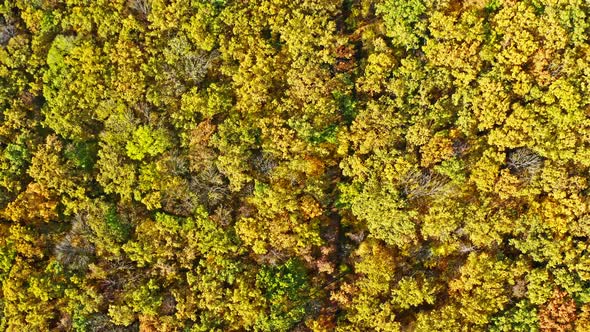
left=43, top=36, right=104, bottom=140
left=255, top=259, right=310, bottom=331
left=539, top=289, right=577, bottom=332
left=376, top=0, right=428, bottom=49
left=126, top=125, right=171, bottom=161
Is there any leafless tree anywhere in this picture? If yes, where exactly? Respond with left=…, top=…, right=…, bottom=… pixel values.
left=0, top=22, right=16, bottom=45
left=345, top=230, right=365, bottom=244
left=166, top=151, right=189, bottom=176
left=507, top=147, right=543, bottom=180
left=251, top=151, right=278, bottom=176
left=85, top=313, right=133, bottom=332
left=452, top=139, right=469, bottom=156
left=458, top=243, right=477, bottom=254
left=128, top=0, right=150, bottom=18
left=257, top=248, right=288, bottom=266
left=401, top=169, right=450, bottom=199
left=184, top=50, right=220, bottom=83
left=134, top=101, right=152, bottom=124
left=189, top=165, right=229, bottom=207
left=159, top=293, right=177, bottom=315
left=161, top=182, right=197, bottom=217
left=55, top=216, right=95, bottom=271
left=547, top=62, right=564, bottom=78
left=213, top=204, right=233, bottom=227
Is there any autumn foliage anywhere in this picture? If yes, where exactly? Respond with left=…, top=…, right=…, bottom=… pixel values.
left=0, top=0, right=589, bottom=331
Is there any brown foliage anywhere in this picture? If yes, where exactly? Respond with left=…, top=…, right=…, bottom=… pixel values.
left=3, top=182, right=59, bottom=223
left=539, top=289, right=577, bottom=332
left=334, top=45, right=356, bottom=72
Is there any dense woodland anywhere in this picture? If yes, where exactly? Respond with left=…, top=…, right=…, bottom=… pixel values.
left=0, top=0, right=589, bottom=331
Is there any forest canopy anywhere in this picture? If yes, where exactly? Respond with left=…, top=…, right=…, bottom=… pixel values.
left=0, top=0, right=590, bottom=331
